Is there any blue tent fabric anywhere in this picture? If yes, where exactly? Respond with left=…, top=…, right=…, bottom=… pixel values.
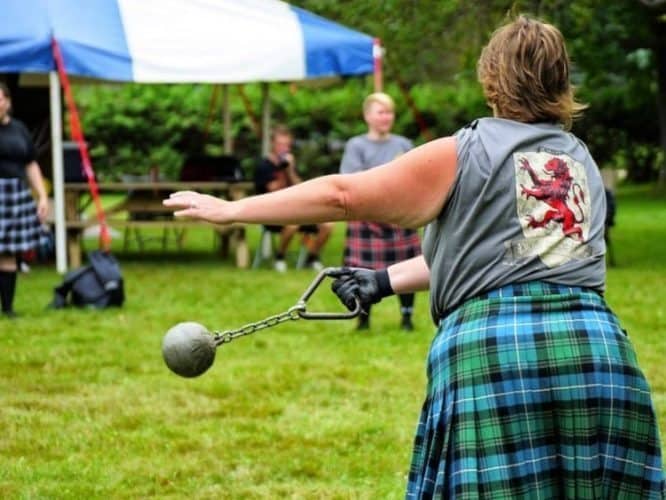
left=292, top=6, right=375, bottom=78
left=0, top=0, right=375, bottom=275
left=49, top=0, right=133, bottom=81
left=0, top=0, right=374, bottom=82
left=1, top=1, right=52, bottom=74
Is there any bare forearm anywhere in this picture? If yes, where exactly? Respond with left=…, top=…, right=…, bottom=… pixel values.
left=166, top=138, right=457, bottom=227
left=25, top=162, right=47, bottom=200
left=387, top=256, right=430, bottom=294
left=230, top=175, right=349, bottom=224
left=230, top=172, right=429, bottom=227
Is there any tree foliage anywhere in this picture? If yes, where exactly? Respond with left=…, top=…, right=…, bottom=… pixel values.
left=293, top=0, right=665, bottom=180
left=73, top=0, right=665, bottom=183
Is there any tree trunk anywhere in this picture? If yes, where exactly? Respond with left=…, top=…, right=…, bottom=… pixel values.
left=647, top=3, right=666, bottom=188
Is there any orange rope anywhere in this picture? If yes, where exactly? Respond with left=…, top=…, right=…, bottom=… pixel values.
left=236, top=85, right=262, bottom=138
left=52, top=38, right=111, bottom=250
left=395, top=73, right=433, bottom=141
left=202, top=84, right=221, bottom=143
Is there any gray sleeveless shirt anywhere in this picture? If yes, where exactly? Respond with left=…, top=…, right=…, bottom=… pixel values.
left=422, top=118, right=606, bottom=321
left=340, top=134, right=413, bottom=173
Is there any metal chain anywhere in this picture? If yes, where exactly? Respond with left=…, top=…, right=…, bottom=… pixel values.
left=207, top=268, right=361, bottom=347
left=211, top=303, right=306, bottom=346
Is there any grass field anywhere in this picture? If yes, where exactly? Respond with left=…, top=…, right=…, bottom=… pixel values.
left=1, top=184, right=664, bottom=498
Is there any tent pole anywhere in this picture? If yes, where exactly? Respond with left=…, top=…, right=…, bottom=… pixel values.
left=373, top=38, right=383, bottom=92
left=223, top=85, right=232, bottom=154
left=50, top=71, right=67, bottom=273
left=261, top=82, right=271, bottom=156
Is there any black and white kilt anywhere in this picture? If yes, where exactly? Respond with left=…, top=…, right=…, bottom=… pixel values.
left=343, top=221, right=421, bottom=269
left=0, top=178, right=49, bottom=254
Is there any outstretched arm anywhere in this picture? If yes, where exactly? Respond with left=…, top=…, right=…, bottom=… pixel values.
left=164, top=137, right=457, bottom=229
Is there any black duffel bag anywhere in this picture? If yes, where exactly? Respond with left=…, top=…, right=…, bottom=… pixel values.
left=50, top=250, right=125, bottom=309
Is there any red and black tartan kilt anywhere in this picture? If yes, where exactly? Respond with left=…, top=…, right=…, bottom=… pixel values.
left=0, top=178, right=49, bottom=254
left=343, top=221, right=421, bottom=269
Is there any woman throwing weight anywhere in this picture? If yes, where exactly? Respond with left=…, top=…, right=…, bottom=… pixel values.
left=165, top=15, right=664, bottom=498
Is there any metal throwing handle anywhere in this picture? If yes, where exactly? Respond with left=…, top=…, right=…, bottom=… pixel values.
left=296, top=267, right=361, bottom=320
left=210, top=267, right=360, bottom=346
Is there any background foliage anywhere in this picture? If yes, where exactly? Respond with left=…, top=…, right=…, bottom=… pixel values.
left=72, top=0, right=665, bottom=183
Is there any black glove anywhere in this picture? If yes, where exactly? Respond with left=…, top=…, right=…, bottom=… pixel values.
left=330, top=267, right=394, bottom=312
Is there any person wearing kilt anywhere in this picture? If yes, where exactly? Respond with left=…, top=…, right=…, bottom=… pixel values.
left=0, top=83, right=50, bottom=319
left=329, top=17, right=666, bottom=499
left=340, top=92, right=422, bottom=331
left=164, top=14, right=664, bottom=499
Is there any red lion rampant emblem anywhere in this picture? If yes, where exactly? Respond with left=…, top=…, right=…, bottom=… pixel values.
left=519, top=156, right=586, bottom=241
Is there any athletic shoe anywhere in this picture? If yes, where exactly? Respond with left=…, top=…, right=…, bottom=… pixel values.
left=401, top=315, right=414, bottom=332
left=274, top=259, right=287, bottom=272
left=310, top=260, right=324, bottom=272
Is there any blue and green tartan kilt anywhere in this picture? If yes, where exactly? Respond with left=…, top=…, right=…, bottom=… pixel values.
left=407, top=281, right=665, bottom=499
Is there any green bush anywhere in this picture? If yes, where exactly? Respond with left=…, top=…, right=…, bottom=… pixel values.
left=73, top=76, right=663, bottom=184
left=71, top=78, right=489, bottom=182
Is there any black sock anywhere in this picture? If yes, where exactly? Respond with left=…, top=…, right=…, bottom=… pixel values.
left=0, top=271, right=17, bottom=313
left=306, top=253, right=319, bottom=263
left=358, top=304, right=371, bottom=327
left=275, top=252, right=286, bottom=260
left=399, top=293, right=414, bottom=316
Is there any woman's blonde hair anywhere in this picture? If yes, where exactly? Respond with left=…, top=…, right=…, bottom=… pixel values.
left=363, top=92, right=395, bottom=113
left=477, top=15, right=586, bottom=129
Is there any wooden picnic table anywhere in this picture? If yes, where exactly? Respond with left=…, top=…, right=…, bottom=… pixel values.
left=61, top=181, right=254, bottom=268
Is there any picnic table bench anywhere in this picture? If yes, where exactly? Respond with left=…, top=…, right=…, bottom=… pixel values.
left=61, top=181, right=254, bottom=268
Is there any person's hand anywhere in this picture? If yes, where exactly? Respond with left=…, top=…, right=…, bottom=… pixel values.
left=276, top=153, right=293, bottom=170
left=330, top=267, right=394, bottom=311
left=283, top=153, right=295, bottom=168
left=163, top=191, right=231, bottom=223
left=36, top=197, right=48, bottom=223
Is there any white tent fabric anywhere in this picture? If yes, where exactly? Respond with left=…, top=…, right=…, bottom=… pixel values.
left=0, top=0, right=376, bottom=272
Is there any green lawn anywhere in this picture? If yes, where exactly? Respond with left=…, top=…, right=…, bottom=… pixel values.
left=1, top=184, right=664, bottom=498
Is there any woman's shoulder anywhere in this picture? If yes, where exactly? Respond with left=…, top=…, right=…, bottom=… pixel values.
left=5, top=118, right=31, bottom=137
left=457, top=117, right=511, bottom=133
left=452, top=118, right=489, bottom=142
left=8, top=117, right=28, bottom=129
left=456, top=117, right=572, bottom=142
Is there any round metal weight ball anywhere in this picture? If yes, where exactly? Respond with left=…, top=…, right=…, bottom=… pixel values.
left=162, top=322, right=216, bottom=378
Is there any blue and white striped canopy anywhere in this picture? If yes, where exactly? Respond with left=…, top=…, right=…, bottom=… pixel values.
left=1, top=0, right=374, bottom=83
